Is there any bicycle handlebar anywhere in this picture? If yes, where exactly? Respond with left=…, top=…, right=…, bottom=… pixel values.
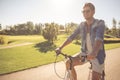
left=58, top=52, right=72, bottom=59
left=56, top=52, right=87, bottom=62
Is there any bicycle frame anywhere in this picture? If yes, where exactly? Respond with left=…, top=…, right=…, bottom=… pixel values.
left=55, top=52, right=105, bottom=80
left=55, top=52, right=87, bottom=80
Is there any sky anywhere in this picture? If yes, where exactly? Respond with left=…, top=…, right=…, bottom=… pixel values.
left=0, top=0, right=120, bottom=29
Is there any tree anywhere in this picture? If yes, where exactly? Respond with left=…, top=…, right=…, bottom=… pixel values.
left=26, top=21, right=34, bottom=34
left=119, top=21, right=120, bottom=28
left=113, top=18, right=117, bottom=28
left=58, top=25, right=65, bottom=34
left=15, top=23, right=27, bottom=35
left=112, top=18, right=117, bottom=37
left=118, top=21, right=120, bottom=37
left=42, top=22, right=58, bottom=44
left=105, top=26, right=110, bottom=34
left=4, top=25, right=16, bottom=35
left=65, top=22, right=78, bottom=34
left=34, top=23, right=43, bottom=34
left=0, top=24, right=1, bottom=30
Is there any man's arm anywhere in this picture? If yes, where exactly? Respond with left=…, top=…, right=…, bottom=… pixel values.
left=55, top=24, right=81, bottom=55
left=59, top=39, right=72, bottom=50
left=87, top=40, right=102, bottom=60
left=87, top=20, right=105, bottom=60
left=55, top=37, right=73, bottom=55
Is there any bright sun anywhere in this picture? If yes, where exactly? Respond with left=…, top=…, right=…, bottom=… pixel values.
left=51, top=0, right=73, bottom=12
left=51, top=0, right=73, bottom=8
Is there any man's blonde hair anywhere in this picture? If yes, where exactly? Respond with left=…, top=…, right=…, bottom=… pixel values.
left=83, top=3, right=95, bottom=11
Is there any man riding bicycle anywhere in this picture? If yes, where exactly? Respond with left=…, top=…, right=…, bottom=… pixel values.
left=56, top=2, right=106, bottom=80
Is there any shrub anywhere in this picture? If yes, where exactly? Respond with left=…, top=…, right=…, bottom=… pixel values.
left=0, top=35, right=8, bottom=45
left=104, top=38, right=120, bottom=43
left=42, top=23, right=58, bottom=44
left=104, top=34, right=115, bottom=38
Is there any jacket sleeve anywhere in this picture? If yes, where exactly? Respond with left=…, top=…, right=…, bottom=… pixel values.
left=67, top=23, right=81, bottom=41
left=95, top=20, right=105, bottom=41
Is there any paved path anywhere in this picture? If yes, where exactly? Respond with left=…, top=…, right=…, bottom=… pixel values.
left=0, top=48, right=120, bottom=80
left=0, top=42, right=33, bottom=49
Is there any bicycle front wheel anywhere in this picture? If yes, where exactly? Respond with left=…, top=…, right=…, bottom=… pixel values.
left=64, top=70, right=74, bottom=80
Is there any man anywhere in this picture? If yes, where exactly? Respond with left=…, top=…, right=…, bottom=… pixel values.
left=55, top=2, right=105, bottom=80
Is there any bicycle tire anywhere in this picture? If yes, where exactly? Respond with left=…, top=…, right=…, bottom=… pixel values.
left=64, top=70, right=74, bottom=80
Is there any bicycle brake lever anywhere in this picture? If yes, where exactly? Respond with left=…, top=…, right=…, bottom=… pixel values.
left=81, top=56, right=87, bottom=62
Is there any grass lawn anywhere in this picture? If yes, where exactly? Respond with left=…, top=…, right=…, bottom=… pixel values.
left=0, top=35, right=44, bottom=47
left=0, top=35, right=120, bottom=75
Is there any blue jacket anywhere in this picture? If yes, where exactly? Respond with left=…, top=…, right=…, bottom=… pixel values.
left=68, top=19, right=106, bottom=64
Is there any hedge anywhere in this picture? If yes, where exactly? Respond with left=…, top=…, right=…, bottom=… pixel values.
left=104, top=38, right=120, bottom=43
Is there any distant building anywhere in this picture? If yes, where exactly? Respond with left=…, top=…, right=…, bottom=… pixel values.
left=59, top=29, right=65, bottom=34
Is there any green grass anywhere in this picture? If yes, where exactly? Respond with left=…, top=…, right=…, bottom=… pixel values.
left=0, top=35, right=44, bottom=47
left=105, top=43, right=120, bottom=50
left=0, top=35, right=120, bottom=75
left=0, top=44, right=55, bottom=74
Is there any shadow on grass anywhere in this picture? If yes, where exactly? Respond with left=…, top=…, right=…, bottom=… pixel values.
left=104, top=40, right=120, bottom=44
left=34, top=41, right=57, bottom=53
left=73, top=41, right=81, bottom=45
left=8, top=40, right=17, bottom=44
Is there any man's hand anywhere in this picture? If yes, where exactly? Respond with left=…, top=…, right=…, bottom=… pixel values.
left=55, top=47, right=61, bottom=56
left=87, top=53, right=96, bottom=60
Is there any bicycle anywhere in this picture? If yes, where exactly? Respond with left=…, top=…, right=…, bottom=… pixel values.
left=54, top=52, right=87, bottom=80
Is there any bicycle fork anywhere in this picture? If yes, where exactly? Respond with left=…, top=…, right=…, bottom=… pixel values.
left=64, top=57, right=74, bottom=80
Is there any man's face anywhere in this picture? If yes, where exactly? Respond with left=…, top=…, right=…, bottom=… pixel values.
left=82, top=7, right=95, bottom=20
